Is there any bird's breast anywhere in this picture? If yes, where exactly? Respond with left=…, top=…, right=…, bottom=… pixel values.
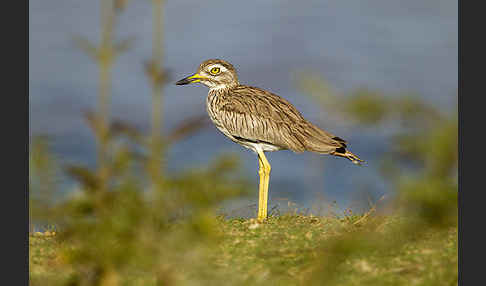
left=206, top=92, right=233, bottom=138
left=206, top=92, right=220, bottom=125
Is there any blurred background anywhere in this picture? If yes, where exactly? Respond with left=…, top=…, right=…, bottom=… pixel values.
left=29, top=1, right=458, bottom=285
left=29, top=0, right=457, bottom=214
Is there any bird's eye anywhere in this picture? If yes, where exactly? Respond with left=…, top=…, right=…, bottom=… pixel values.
left=210, top=67, right=221, bottom=75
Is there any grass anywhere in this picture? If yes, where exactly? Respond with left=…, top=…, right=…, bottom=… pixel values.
left=29, top=214, right=457, bottom=286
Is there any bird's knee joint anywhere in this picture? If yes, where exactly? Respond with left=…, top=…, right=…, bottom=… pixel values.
left=264, top=164, right=271, bottom=174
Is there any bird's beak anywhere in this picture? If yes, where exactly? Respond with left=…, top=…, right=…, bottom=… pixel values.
left=175, top=73, right=206, bottom=85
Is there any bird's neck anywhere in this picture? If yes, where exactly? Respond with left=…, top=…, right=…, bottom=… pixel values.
left=208, top=83, right=239, bottom=95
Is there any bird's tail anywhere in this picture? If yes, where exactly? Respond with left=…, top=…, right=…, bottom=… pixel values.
left=298, top=121, right=365, bottom=165
left=332, top=148, right=365, bottom=166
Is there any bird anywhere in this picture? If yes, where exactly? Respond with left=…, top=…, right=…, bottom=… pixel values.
left=176, top=59, right=364, bottom=222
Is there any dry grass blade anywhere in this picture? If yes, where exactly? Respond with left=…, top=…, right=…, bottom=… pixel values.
left=353, top=195, right=386, bottom=226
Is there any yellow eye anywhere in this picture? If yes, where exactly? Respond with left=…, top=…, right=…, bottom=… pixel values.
left=210, top=67, right=221, bottom=75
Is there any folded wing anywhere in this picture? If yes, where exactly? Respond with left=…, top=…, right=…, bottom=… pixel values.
left=214, top=85, right=347, bottom=154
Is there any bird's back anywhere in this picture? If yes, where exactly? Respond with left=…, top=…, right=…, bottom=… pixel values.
left=206, top=85, right=347, bottom=154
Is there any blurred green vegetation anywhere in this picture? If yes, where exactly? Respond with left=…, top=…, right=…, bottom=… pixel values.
left=294, top=73, right=457, bottom=284
left=29, top=1, right=457, bottom=285
left=29, top=1, right=250, bottom=284
left=296, top=73, right=457, bottom=225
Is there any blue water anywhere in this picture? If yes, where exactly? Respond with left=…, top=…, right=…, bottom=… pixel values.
left=29, top=0, right=457, bottom=212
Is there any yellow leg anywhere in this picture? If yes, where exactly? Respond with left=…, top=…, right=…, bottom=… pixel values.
left=257, top=157, right=265, bottom=220
left=257, top=151, right=271, bottom=222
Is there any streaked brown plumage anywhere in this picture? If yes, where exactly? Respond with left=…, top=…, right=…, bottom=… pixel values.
left=176, top=59, right=363, bottom=221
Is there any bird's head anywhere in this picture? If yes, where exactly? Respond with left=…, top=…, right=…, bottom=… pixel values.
left=176, top=59, right=239, bottom=90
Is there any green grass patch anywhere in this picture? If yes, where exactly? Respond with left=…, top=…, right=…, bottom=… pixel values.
left=29, top=214, right=457, bottom=286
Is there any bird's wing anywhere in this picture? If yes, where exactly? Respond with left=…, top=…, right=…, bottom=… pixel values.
left=215, top=85, right=346, bottom=153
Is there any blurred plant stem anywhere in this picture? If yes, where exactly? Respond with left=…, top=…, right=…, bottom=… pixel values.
left=146, top=0, right=166, bottom=188
left=96, top=0, right=116, bottom=193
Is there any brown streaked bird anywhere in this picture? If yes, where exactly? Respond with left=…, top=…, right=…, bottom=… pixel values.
left=176, top=59, right=364, bottom=222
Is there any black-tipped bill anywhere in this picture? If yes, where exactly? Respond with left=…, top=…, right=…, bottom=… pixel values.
left=175, top=73, right=204, bottom=85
